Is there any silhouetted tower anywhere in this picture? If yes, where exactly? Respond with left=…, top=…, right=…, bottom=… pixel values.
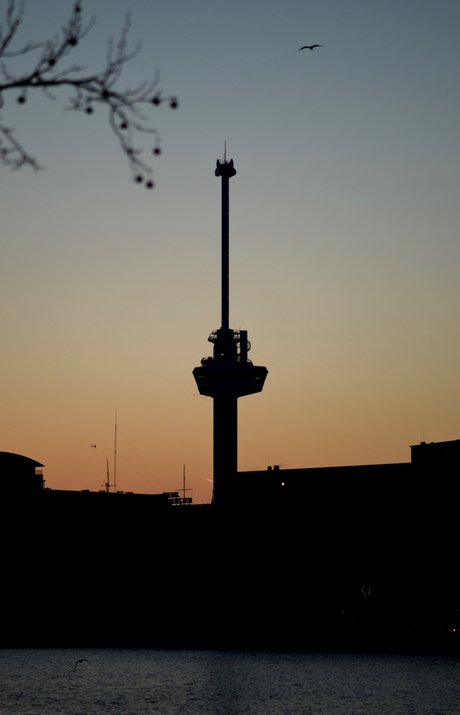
left=193, top=154, right=268, bottom=505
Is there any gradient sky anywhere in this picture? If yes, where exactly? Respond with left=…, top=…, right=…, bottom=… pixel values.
left=2, top=0, right=460, bottom=503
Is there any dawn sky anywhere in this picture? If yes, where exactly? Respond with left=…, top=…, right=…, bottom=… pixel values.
left=2, top=0, right=460, bottom=503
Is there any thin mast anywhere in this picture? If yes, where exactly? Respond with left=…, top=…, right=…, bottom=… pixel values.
left=114, top=410, right=117, bottom=493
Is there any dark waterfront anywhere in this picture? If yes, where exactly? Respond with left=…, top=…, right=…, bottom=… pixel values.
left=0, top=649, right=459, bottom=715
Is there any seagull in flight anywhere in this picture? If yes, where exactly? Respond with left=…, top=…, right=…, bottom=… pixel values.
left=299, top=44, right=324, bottom=51
left=74, top=658, right=90, bottom=671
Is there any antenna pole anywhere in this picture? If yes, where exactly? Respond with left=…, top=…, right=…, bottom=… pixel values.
left=114, top=410, right=117, bottom=493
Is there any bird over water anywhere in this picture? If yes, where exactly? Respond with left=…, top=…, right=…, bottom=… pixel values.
left=74, top=659, right=90, bottom=672
left=299, top=44, right=324, bottom=51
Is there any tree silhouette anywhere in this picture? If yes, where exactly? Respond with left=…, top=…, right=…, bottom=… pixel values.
left=0, top=1, right=178, bottom=187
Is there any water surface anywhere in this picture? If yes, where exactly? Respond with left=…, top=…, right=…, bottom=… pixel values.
left=0, top=649, right=459, bottom=714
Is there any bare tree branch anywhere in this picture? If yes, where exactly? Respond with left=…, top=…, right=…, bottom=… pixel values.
left=0, top=0, right=178, bottom=187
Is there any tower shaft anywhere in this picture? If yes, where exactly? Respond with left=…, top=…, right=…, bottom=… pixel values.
left=213, top=396, right=237, bottom=503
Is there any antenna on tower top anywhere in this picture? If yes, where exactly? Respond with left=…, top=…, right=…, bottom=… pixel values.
left=223, top=141, right=227, bottom=162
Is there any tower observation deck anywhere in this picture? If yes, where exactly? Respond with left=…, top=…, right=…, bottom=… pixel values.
left=193, top=155, right=268, bottom=505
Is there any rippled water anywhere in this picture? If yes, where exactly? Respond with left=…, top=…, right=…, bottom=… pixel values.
left=0, top=649, right=459, bottom=715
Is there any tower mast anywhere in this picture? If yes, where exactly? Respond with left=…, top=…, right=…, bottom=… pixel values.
left=193, top=152, right=268, bottom=506
left=220, top=143, right=232, bottom=330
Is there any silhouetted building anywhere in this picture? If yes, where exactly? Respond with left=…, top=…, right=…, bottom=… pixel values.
left=411, top=438, right=460, bottom=472
left=1, top=440, right=459, bottom=651
left=0, top=451, right=44, bottom=494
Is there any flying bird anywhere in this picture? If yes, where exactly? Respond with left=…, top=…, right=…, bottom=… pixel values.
left=91, top=444, right=97, bottom=448
left=299, top=44, right=324, bottom=51
left=74, top=658, right=90, bottom=671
